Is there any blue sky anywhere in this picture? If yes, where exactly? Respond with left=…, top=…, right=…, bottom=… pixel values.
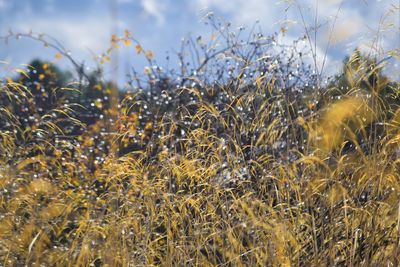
left=0, top=0, right=398, bottom=84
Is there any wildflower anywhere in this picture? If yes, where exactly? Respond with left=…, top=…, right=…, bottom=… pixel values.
left=54, top=52, right=62, bottom=60
left=145, top=50, right=154, bottom=60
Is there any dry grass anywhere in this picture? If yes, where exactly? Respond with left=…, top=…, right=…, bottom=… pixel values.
left=0, top=33, right=399, bottom=267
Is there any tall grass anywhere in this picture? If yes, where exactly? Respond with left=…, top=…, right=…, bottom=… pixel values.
left=0, top=14, right=399, bottom=266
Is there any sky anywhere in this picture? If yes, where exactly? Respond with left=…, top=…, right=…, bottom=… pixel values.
left=0, top=0, right=399, bottom=85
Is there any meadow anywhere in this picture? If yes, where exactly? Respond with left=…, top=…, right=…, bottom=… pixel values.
left=0, top=14, right=399, bottom=266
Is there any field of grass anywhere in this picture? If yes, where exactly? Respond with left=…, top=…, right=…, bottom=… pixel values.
left=0, top=15, right=399, bottom=266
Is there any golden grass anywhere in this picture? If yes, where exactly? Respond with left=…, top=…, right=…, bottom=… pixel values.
left=0, top=53, right=399, bottom=266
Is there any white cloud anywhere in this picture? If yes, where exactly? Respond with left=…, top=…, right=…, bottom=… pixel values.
left=192, top=0, right=398, bottom=77
left=140, top=0, right=166, bottom=25
left=192, top=0, right=338, bottom=74
left=193, top=0, right=280, bottom=29
left=12, top=16, right=112, bottom=56
left=322, top=8, right=364, bottom=45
